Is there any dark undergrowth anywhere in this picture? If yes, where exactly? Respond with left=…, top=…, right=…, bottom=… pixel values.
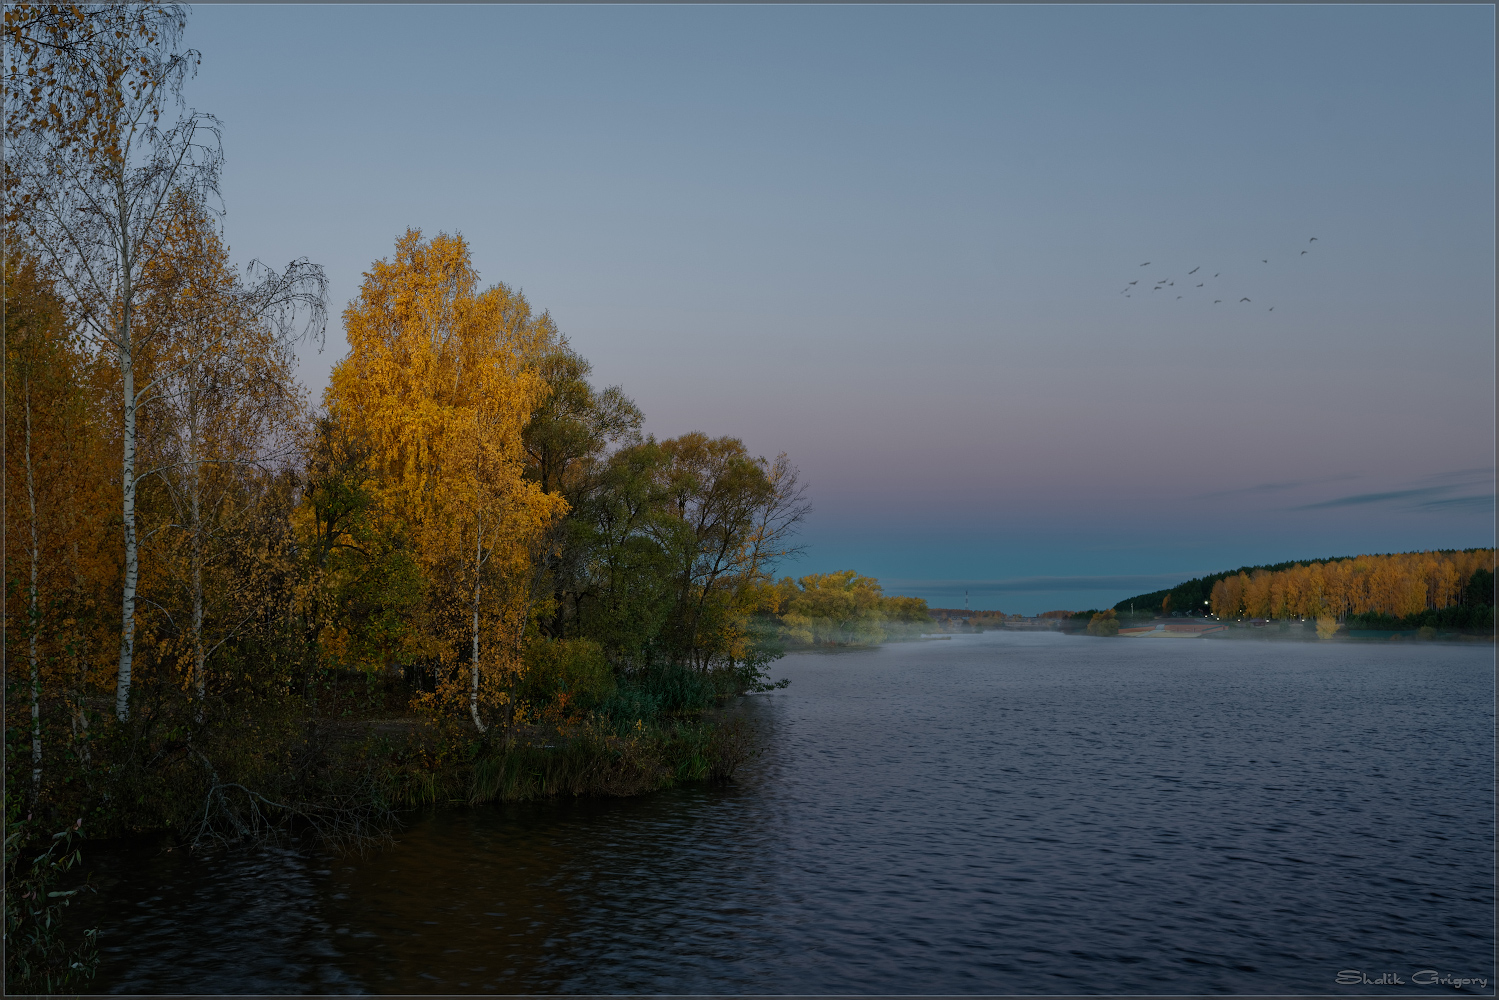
left=1345, top=604, right=1494, bottom=633
left=9, top=661, right=763, bottom=852
left=4, top=660, right=763, bottom=993
left=467, top=715, right=752, bottom=805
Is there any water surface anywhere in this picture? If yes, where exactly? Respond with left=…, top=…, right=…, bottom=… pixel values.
left=79, top=632, right=1495, bottom=993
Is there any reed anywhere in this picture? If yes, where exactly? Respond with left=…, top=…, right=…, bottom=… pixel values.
left=468, top=716, right=752, bottom=804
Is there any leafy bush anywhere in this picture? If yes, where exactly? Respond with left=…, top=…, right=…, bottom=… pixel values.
left=3, top=822, right=98, bottom=994
left=602, top=662, right=716, bottom=721
left=1086, top=610, right=1120, bottom=637
left=521, top=638, right=617, bottom=716
left=468, top=716, right=752, bottom=804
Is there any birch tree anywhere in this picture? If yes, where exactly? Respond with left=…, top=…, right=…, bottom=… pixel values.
left=328, top=230, right=566, bottom=732
left=2, top=250, right=108, bottom=803
left=137, top=196, right=323, bottom=715
left=8, top=5, right=217, bottom=720
left=8, top=9, right=323, bottom=721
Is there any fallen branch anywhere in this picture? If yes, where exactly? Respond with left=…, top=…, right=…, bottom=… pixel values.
left=187, top=745, right=393, bottom=854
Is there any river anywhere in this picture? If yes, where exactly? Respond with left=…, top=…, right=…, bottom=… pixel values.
left=77, top=631, right=1495, bottom=994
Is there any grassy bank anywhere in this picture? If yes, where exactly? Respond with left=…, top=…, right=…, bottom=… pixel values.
left=3, top=660, right=761, bottom=994
left=467, top=715, right=752, bottom=804
left=7, top=659, right=764, bottom=854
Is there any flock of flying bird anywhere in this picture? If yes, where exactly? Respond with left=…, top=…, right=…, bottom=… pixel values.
left=1119, top=237, right=1320, bottom=311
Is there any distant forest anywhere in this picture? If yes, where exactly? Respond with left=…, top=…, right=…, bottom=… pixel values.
left=1114, top=549, right=1495, bottom=630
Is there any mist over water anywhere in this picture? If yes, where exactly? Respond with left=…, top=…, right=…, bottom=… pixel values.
left=79, top=633, right=1493, bottom=994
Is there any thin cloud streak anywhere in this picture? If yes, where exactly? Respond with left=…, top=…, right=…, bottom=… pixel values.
left=1409, top=466, right=1495, bottom=486
left=1415, top=494, right=1496, bottom=511
left=1195, top=473, right=1360, bottom=500
left=1293, top=468, right=1494, bottom=512
left=1293, top=486, right=1457, bottom=510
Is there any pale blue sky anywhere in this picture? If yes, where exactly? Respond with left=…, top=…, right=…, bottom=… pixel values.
left=187, top=4, right=1494, bottom=612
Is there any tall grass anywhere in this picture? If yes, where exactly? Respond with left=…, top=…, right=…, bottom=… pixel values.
left=468, top=715, right=751, bottom=804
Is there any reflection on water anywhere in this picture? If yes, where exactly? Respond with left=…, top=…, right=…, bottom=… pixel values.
left=78, top=633, right=1495, bottom=994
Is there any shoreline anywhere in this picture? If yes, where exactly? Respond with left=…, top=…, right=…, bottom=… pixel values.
left=780, top=620, right=1495, bottom=648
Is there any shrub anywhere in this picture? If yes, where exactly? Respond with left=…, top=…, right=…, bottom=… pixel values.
left=521, top=638, right=617, bottom=716
left=467, top=716, right=752, bottom=804
left=3, top=822, right=98, bottom=994
left=1086, top=610, right=1120, bottom=637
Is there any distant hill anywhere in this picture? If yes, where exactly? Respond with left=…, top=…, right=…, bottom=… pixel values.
left=1114, top=548, right=1495, bottom=622
left=1112, top=557, right=1353, bottom=617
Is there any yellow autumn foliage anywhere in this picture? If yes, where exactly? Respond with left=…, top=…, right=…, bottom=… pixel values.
left=327, top=229, right=568, bottom=729
left=1209, top=550, right=1494, bottom=621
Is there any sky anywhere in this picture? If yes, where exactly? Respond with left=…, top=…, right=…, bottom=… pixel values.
left=182, top=4, right=1494, bottom=613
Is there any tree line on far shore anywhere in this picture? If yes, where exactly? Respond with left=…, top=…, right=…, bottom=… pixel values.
left=1112, top=550, right=1494, bottom=630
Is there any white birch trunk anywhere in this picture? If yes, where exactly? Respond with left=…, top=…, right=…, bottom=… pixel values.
left=189, top=385, right=205, bottom=719
left=469, top=521, right=486, bottom=733
left=116, top=190, right=138, bottom=722
left=70, top=540, right=90, bottom=760
left=25, top=375, right=42, bottom=796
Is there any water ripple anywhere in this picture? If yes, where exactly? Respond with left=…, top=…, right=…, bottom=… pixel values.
left=78, top=633, right=1494, bottom=994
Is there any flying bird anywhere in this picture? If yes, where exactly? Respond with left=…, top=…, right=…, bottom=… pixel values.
left=1140, top=261, right=1151, bottom=266
left=1301, top=250, right=1308, bottom=255
left=1262, top=259, right=1268, bottom=264
left=1188, top=267, right=1199, bottom=275
left=1269, top=307, right=1274, bottom=311
left=1214, top=299, right=1222, bottom=304
left=1177, top=295, right=1182, bottom=299
left=1128, top=280, right=1138, bottom=285
left=1196, top=283, right=1204, bottom=287
left=1309, top=237, right=1317, bottom=242
left=1239, top=297, right=1251, bottom=302
left=1214, top=273, right=1219, bottom=277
